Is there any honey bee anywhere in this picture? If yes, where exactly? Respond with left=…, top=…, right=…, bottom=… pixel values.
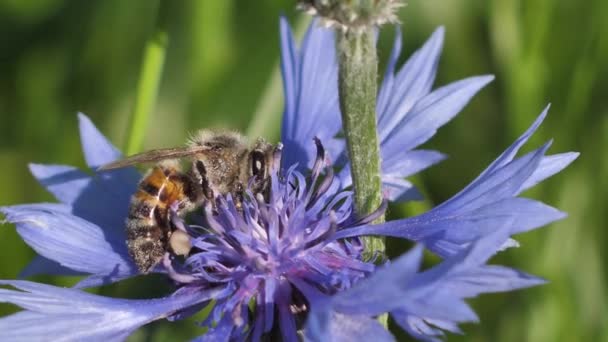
left=99, top=130, right=276, bottom=273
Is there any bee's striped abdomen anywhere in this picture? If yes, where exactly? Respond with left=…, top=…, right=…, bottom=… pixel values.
left=126, top=164, right=192, bottom=273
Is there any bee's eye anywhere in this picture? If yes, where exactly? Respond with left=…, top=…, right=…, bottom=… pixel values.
left=251, top=151, right=265, bottom=177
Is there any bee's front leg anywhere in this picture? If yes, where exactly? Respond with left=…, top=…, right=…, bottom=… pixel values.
left=193, top=160, right=217, bottom=214
left=234, top=182, right=245, bottom=212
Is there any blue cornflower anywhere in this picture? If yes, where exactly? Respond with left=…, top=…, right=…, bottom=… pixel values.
left=0, top=113, right=574, bottom=340
left=0, top=19, right=577, bottom=341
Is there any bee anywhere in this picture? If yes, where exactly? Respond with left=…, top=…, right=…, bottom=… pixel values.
left=99, top=130, right=276, bottom=273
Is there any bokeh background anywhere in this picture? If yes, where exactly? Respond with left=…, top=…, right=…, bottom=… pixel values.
left=0, top=0, right=606, bottom=341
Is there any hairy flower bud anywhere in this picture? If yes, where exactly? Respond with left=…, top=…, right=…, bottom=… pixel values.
left=297, top=0, right=404, bottom=33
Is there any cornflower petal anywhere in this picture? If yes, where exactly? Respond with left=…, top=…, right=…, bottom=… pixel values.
left=379, top=75, right=495, bottom=154
left=0, top=280, right=223, bottom=341
left=280, top=17, right=342, bottom=169
left=376, top=27, right=444, bottom=137
left=1, top=113, right=140, bottom=284
left=18, top=256, right=84, bottom=278
left=191, top=316, right=234, bottom=342
left=28, top=163, right=133, bottom=235
left=521, top=152, right=579, bottom=192
left=339, top=75, right=495, bottom=201
left=305, top=312, right=395, bottom=342
left=306, top=228, right=545, bottom=341
left=334, top=109, right=577, bottom=257
left=0, top=204, right=135, bottom=287
left=78, top=113, right=121, bottom=169
left=25, top=114, right=138, bottom=239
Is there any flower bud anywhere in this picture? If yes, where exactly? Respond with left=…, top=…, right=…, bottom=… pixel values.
left=297, top=0, right=404, bottom=33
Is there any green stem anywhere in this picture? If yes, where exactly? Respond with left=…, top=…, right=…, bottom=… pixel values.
left=125, top=2, right=168, bottom=155
left=336, top=29, right=385, bottom=256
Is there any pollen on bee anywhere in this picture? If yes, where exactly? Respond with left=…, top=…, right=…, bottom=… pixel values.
left=169, top=229, right=192, bottom=256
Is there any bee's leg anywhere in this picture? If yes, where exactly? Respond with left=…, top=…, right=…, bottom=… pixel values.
left=193, top=160, right=217, bottom=214
left=234, top=182, right=245, bottom=212
left=166, top=202, right=191, bottom=256
left=260, top=177, right=272, bottom=203
left=168, top=228, right=192, bottom=257
left=168, top=201, right=188, bottom=232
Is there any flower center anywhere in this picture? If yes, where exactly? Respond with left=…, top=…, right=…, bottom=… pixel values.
left=160, top=139, right=386, bottom=336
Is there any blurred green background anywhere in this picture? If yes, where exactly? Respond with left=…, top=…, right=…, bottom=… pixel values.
left=0, top=0, right=606, bottom=341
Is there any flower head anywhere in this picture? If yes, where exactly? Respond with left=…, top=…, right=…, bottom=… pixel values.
left=158, top=139, right=388, bottom=340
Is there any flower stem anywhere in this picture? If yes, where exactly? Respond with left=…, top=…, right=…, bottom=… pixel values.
left=336, top=29, right=385, bottom=255
left=125, top=1, right=168, bottom=155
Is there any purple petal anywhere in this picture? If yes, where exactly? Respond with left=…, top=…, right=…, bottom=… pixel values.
left=319, top=230, right=545, bottom=341
left=445, top=265, right=547, bottom=298
left=382, top=149, right=446, bottom=177
left=277, top=280, right=298, bottom=342
left=520, top=152, right=579, bottom=192
left=391, top=311, right=446, bottom=342
left=338, top=166, right=423, bottom=202
left=381, top=75, right=495, bottom=154
left=334, top=110, right=576, bottom=257
left=0, top=280, right=220, bottom=341
left=19, top=256, right=84, bottom=278
left=280, top=17, right=298, bottom=128
left=305, top=311, right=395, bottom=342
left=0, top=311, right=134, bottom=342
left=78, top=113, right=121, bottom=169
left=22, top=114, right=142, bottom=281
left=438, top=143, right=551, bottom=214
left=28, top=163, right=136, bottom=235
left=416, top=197, right=566, bottom=257
left=332, top=245, right=424, bottom=316
left=192, top=316, right=234, bottom=342
left=280, top=18, right=342, bottom=169
left=468, top=197, right=566, bottom=234
left=28, top=164, right=91, bottom=205
left=334, top=197, right=565, bottom=258
left=0, top=204, right=136, bottom=284
left=377, top=27, right=445, bottom=140
left=380, top=176, right=424, bottom=202
left=78, top=113, right=140, bottom=192
left=375, top=27, right=402, bottom=118
left=339, top=150, right=444, bottom=202
left=475, top=106, right=548, bottom=180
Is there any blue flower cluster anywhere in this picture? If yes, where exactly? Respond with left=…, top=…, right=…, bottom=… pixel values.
left=0, top=18, right=577, bottom=341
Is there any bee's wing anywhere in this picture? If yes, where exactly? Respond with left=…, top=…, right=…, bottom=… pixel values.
left=98, top=146, right=208, bottom=171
